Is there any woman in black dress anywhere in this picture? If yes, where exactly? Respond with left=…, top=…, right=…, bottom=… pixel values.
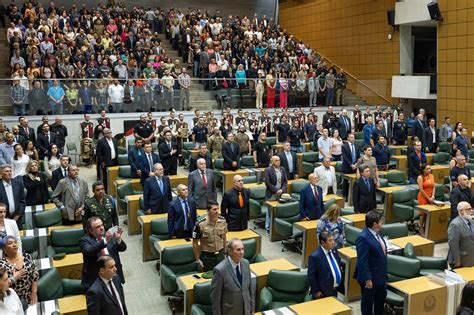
left=23, top=160, right=50, bottom=206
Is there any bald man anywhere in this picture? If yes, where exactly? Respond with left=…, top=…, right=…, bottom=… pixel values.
left=299, top=173, right=324, bottom=220
left=448, top=201, right=474, bottom=268
left=220, top=175, right=250, bottom=231
left=449, top=174, right=474, bottom=219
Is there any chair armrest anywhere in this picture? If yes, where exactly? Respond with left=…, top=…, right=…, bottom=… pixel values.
left=274, top=218, right=293, bottom=238
left=161, top=264, right=177, bottom=294
left=418, top=256, right=447, bottom=270
left=190, top=305, right=206, bottom=315
left=249, top=199, right=262, bottom=219
left=133, top=190, right=143, bottom=195
left=259, top=287, right=273, bottom=311
left=61, top=279, right=85, bottom=296
left=45, top=246, right=56, bottom=258
left=253, top=254, right=267, bottom=263
left=304, top=293, right=313, bottom=302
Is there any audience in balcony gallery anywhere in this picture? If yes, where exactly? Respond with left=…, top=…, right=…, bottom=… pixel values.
left=5, top=1, right=351, bottom=115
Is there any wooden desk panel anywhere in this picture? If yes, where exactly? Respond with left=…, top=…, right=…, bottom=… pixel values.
left=338, top=247, right=360, bottom=302
left=342, top=173, right=358, bottom=206
left=324, top=194, right=345, bottom=209
left=293, top=220, right=318, bottom=268
left=342, top=214, right=366, bottom=229
left=430, top=165, right=450, bottom=184
left=389, top=146, right=407, bottom=156
left=389, top=235, right=435, bottom=257
left=52, top=253, right=83, bottom=280
left=58, top=295, right=87, bottom=315
left=107, top=166, right=120, bottom=197
left=297, top=153, right=305, bottom=178
left=220, top=169, right=250, bottom=192
left=455, top=267, right=474, bottom=283
left=126, top=194, right=141, bottom=235
left=417, top=204, right=451, bottom=243
left=390, top=155, right=407, bottom=172
left=377, top=186, right=407, bottom=223
left=289, top=297, right=352, bottom=315
left=169, top=174, right=189, bottom=188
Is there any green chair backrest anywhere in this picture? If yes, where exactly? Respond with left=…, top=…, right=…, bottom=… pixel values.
left=161, top=244, right=196, bottom=275
left=118, top=166, right=132, bottom=178
left=192, top=282, right=213, bottom=314
left=380, top=223, right=409, bottom=239
left=38, top=268, right=63, bottom=302
left=243, top=238, right=257, bottom=261
left=117, top=182, right=134, bottom=199
left=387, top=254, right=420, bottom=281
left=387, top=171, right=406, bottom=184
left=127, top=139, right=136, bottom=147
left=66, top=143, right=77, bottom=152
left=50, top=228, right=84, bottom=254
left=242, top=175, right=257, bottom=184
left=344, top=225, right=362, bottom=246
left=21, top=236, right=38, bottom=256
left=117, top=146, right=127, bottom=154
left=117, top=154, right=128, bottom=165
left=335, top=161, right=343, bottom=172
left=150, top=219, right=169, bottom=240
left=403, top=243, right=417, bottom=259
left=183, top=142, right=195, bottom=150
left=267, top=270, right=309, bottom=303
left=355, top=132, right=364, bottom=139
left=291, top=180, right=309, bottom=195
left=434, top=184, right=445, bottom=200
left=240, top=156, right=255, bottom=168
left=249, top=185, right=266, bottom=201
left=433, top=152, right=450, bottom=164
left=466, top=163, right=474, bottom=172
left=34, top=208, right=62, bottom=228
left=324, top=198, right=336, bottom=211
left=275, top=202, right=300, bottom=219
left=214, top=158, right=224, bottom=170
left=302, top=152, right=318, bottom=163
left=438, top=142, right=451, bottom=153
left=392, top=189, right=413, bottom=206
left=266, top=137, right=277, bottom=146
left=139, top=197, right=145, bottom=210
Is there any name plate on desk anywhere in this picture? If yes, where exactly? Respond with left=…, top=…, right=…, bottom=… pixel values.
left=26, top=300, right=59, bottom=315
left=34, top=258, right=53, bottom=271
left=262, top=307, right=296, bottom=315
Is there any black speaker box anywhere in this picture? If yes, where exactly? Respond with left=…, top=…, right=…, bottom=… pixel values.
left=427, top=2, right=442, bottom=21
left=387, top=10, right=395, bottom=26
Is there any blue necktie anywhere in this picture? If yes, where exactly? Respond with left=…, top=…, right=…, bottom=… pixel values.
left=365, top=179, right=370, bottom=190
left=157, top=178, right=163, bottom=194
left=235, top=265, right=242, bottom=285
left=351, top=144, right=356, bottom=163
left=328, top=251, right=341, bottom=285
left=183, top=200, right=190, bottom=229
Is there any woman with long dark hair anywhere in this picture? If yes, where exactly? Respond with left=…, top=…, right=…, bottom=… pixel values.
left=457, top=283, right=474, bottom=315
left=0, top=266, right=23, bottom=314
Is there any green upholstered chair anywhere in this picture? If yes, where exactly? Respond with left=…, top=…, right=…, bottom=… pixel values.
left=403, top=243, right=447, bottom=275
left=432, top=152, right=450, bottom=165
left=387, top=254, right=421, bottom=282
left=127, top=138, right=136, bottom=147
left=46, top=228, right=84, bottom=257
left=259, top=270, right=312, bottom=311
left=302, top=152, right=318, bottom=175
left=117, top=182, right=141, bottom=214
left=392, top=189, right=420, bottom=232
left=273, top=202, right=303, bottom=251
left=249, top=185, right=267, bottom=205
left=37, top=268, right=84, bottom=302
left=214, top=158, right=224, bottom=187
left=182, top=142, right=196, bottom=162
left=118, top=165, right=132, bottom=179
left=387, top=171, right=409, bottom=187
left=380, top=223, right=409, bottom=239
left=376, top=178, right=389, bottom=204
left=33, top=208, right=62, bottom=228
left=242, top=175, right=257, bottom=184
left=117, top=146, right=127, bottom=154
left=149, top=218, right=169, bottom=258
left=340, top=207, right=355, bottom=216
left=438, top=142, right=451, bottom=153
left=191, top=282, right=212, bottom=315
left=354, top=139, right=365, bottom=151
left=249, top=185, right=268, bottom=227
left=355, top=132, right=364, bottom=139
left=161, top=244, right=198, bottom=295
left=137, top=196, right=147, bottom=217
left=335, top=162, right=343, bottom=186
left=434, top=184, right=450, bottom=202
left=240, top=155, right=256, bottom=168
left=385, top=289, right=405, bottom=313
left=243, top=238, right=266, bottom=263
left=469, top=150, right=474, bottom=160
left=21, top=236, right=38, bottom=259
left=117, top=154, right=129, bottom=165
left=290, top=180, right=309, bottom=200
left=324, top=198, right=336, bottom=211
left=266, top=137, right=277, bottom=146
left=344, top=225, right=362, bottom=246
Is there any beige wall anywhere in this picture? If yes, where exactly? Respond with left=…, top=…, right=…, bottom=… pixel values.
left=279, top=0, right=399, bottom=105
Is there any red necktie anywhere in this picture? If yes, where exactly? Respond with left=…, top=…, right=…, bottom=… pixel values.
left=98, top=235, right=106, bottom=256
left=201, top=171, right=207, bottom=188
left=313, top=186, right=318, bottom=200
left=25, top=127, right=29, bottom=136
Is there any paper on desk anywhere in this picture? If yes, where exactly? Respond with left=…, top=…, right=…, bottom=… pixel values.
left=428, top=270, right=465, bottom=285
left=383, top=236, right=401, bottom=252
left=263, top=307, right=297, bottom=315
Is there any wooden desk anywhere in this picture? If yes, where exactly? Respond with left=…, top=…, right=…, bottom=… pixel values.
left=169, top=174, right=189, bottom=188
left=417, top=204, right=451, bottom=242
left=272, top=144, right=284, bottom=154
left=390, top=155, right=407, bottom=173
left=389, top=235, right=435, bottom=256
left=52, top=253, right=83, bottom=280
left=293, top=220, right=318, bottom=268
left=455, top=267, right=474, bottom=283
left=125, top=194, right=142, bottom=235
left=377, top=186, right=407, bottom=223
left=430, top=165, right=450, bottom=184
left=289, top=297, right=352, bottom=315
left=220, top=169, right=249, bottom=192
left=297, top=152, right=305, bottom=177
left=338, top=247, right=360, bottom=302
left=341, top=213, right=366, bottom=229
left=342, top=173, right=358, bottom=206
left=324, top=194, right=345, bottom=208
left=303, top=142, right=312, bottom=152
left=389, top=145, right=407, bottom=156
left=389, top=276, right=447, bottom=315
left=426, top=153, right=435, bottom=165
left=107, top=166, right=120, bottom=197
left=58, top=294, right=87, bottom=315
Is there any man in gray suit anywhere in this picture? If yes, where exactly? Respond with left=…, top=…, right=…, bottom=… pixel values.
left=188, top=158, right=217, bottom=209
left=52, top=164, right=90, bottom=225
left=448, top=201, right=474, bottom=268
left=211, top=238, right=254, bottom=315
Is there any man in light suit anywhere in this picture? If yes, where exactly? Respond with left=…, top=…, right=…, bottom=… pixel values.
left=138, top=142, right=160, bottom=187
left=299, top=173, right=324, bottom=220
left=0, top=165, right=25, bottom=225
left=448, top=201, right=474, bottom=268
left=353, top=165, right=377, bottom=214
left=314, top=157, right=337, bottom=196
left=188, top=158, right=217, bottom=209
left=51, top=164, right=90, bottom=225
left=355, top=211, right=387, bottom=315
left=168, top=184, right=197, bottom=238
left=143, top=163, right=172, bottom=214
left=278, top=142, right=298, bottom=180
left=86, top=256, right=128, bottom=315
left=308, top=231, right=343, bottom=299
left=211, top=238, right=254, bottom=315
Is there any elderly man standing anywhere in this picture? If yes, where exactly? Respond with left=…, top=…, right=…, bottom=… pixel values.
left=0, top=164, right=25, bottom=225
left=449, top=175, right=474, bottom=219
left=314, top=156, right=337, bottom=196
left=221, top=175, right=250, bottom=232
left=448, top=201, right=474, bottom=268
left=188, top=158, right=217, bottom=209
left=299, top=173, right=324, bottom=220
left=52, top=164, right=90, bottom=225
left=264, top=155, right=288, bottom=234
left=168, top=184, right=197, bottom=238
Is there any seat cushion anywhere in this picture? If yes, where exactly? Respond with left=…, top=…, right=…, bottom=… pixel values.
left=386, top=290, right=404, bottom=307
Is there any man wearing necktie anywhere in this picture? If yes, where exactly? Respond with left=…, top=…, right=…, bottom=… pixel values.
left=355, top=211, right=387, bottom=315
left=447, top=201, right=474, bottom=268
left=167, top=184, right=197, bottom=238
left=50, top=155, right=70, bottom=191
left=143, top=163, right=172, bottom=214
left=221, top=175, right=250, bottom=231
left=138, top=142, right=160, bottom=187
left=353, top=165, right=376, bottom=213
left=337, top=109, right=352, bottom=140
left=37, top=123, right=58, bottom=160
left=188, top=158, right=217, bottom=209
left=308, top=231, right=344, bottom=299
left=341, top=133, right=360, bottom=201
left=299, top=173, right=324, bottom=220
left=222, top=133, right=241, bottom=171
left=158, top=130, right=178, bottom=175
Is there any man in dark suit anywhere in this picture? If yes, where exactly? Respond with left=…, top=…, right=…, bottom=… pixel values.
left=411, top=113, right=426, bottom=145
left=189, top=143, right=213, bottom=172
left=221, top=175, right=250, bottom=231
left=11, top=125, right=26, bottom=149
left=222, top=133, right=241, bottom=171
left=188, top=158, right=217, bottom=209
left=86, top=256, right=128, bottom=315
left=50, top=155, right=69, bottom=191
left=96, top=128, right=118, bottom=193
left=337, top=109, right=352, bottom=140
left=18, top=116, right=35, bottom=145
left=341, top=133, right=359, bottom=200
left=36, top=123, right=58, bottom=160
left=79, top=217, right=127, bottom=290
left=264, top=155, right=288, bottom=200
left=353, top=165, right=377, bottom=213
left=0, top=165, right=25, bottom=225
left=278, top=142, right=298, bottom=180
left=355, top=211, right=387, bottom=315
left=449, top=174, right=474, bottom=219
left=408, top=140, right=426, bottom=184
left=127, top=137, right=143, bottom=178
left=158, top=130, right=178, bottom=176
left=308, top=231, right=343, bottom=299
left=299, top=173, right=324, bottom=220
left=423, top=118, right=439, bottom=153
left=143, top=163, right=172, bottom=214
left=168, top=184, right=197, bottom=238
left=138, top=142, right=160, bottom=187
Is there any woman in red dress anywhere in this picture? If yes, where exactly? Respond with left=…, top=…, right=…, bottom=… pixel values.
left=278, top=73, right=288, bottom=108
left=266, top=69, right=276, bottom=108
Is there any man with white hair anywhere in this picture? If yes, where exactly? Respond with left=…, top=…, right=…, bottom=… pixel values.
left=188, top=158, right=217, bottom=209
left=448, top=201, right=474, bottom=268
left=168, top=184, right=197, bottom=238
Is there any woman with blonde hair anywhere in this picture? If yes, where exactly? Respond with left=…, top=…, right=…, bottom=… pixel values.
left=316, top=204, right=345, bottom=249
left=23, top=160, right=49, bottom=206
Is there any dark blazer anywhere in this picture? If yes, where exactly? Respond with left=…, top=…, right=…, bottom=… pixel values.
left=158, top=141, right=178, bottom=175
left=221, top=188, right=250, bottom=231
left=143, top=176, right=172, bottom=214
left=299, top=184, right=324, bottom=220
left=422, top=127, right=439, bottom=151
left=79, top=234, right=127, bottom=289
left=308, top=247, right=343, bottom=298
left=12, top=134, right=26, bottom=149
left=222, top=141, right=241, bottom=170
left=264, top=166, right=288, bottom=199
left=0, top=178, right=25, bottom=219
left=189, top=154, right=213, bottom=173
left=354, top=228, right=387, bottom=286
left=138, top=152, right=160, bottom=186
left=411, top=119, right=426, bottom=142
left=337, top=116, right=352, bottom=139
left=408, top=151, right=427, bottom=180
left=23, top=172, right=50, bottom=206
left=18, top=126, right=35, bottom=145
left=341, top=142, right=359, bottom=173
left=86, top=275, right=128, bottom=315
left=278, top=151, right=298, bottom=179
left=96, top=137, right=119, bottom=167
left=50, top=167, right=67, bottom=191
left=167, top=197, right=197, bottom=238
left=353, top=177, right=376, bottom=213
left=36, top=132, right=58, bottom=159
left=127, top=147, right=144, bottom=178
left=449, top=187, right=474, bottom=217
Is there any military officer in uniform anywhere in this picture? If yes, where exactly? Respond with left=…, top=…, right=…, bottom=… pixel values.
left=82, top=181, right=118, bottom=231
left=192, top=201, right=228, bottom=272
left=392, top=112, right=408, bottom=145
left=207, top=127, right=225, bottom=160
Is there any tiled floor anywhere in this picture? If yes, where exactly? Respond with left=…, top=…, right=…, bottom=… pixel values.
left=79, top=165, right=450, bottom=315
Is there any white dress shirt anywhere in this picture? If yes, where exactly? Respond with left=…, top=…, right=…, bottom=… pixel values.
left=2, top=181, right=15, bottom=215
left=227, top=256, right=242, bottom=279
left=106, top=138, right=116, bottom=160
left=321, top=247, right=341, bottom=288
left=285, top=151, right=293, bottom=173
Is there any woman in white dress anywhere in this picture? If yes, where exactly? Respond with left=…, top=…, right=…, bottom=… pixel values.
left=0, top=266, right=23, bottom=315
left=10, top=145, right=30, bottom=179
left=0, top=205, right=22, bottom=258
left=43, top=143, right=61, bottom=178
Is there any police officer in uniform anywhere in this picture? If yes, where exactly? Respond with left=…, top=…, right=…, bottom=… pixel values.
left=392, top=112, right=408, bottom=145
left=192, top=201, right=227, bottom=272
left=82, top=181, right=118, bottom=231
left=134, top=113, right=155, bottom=142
